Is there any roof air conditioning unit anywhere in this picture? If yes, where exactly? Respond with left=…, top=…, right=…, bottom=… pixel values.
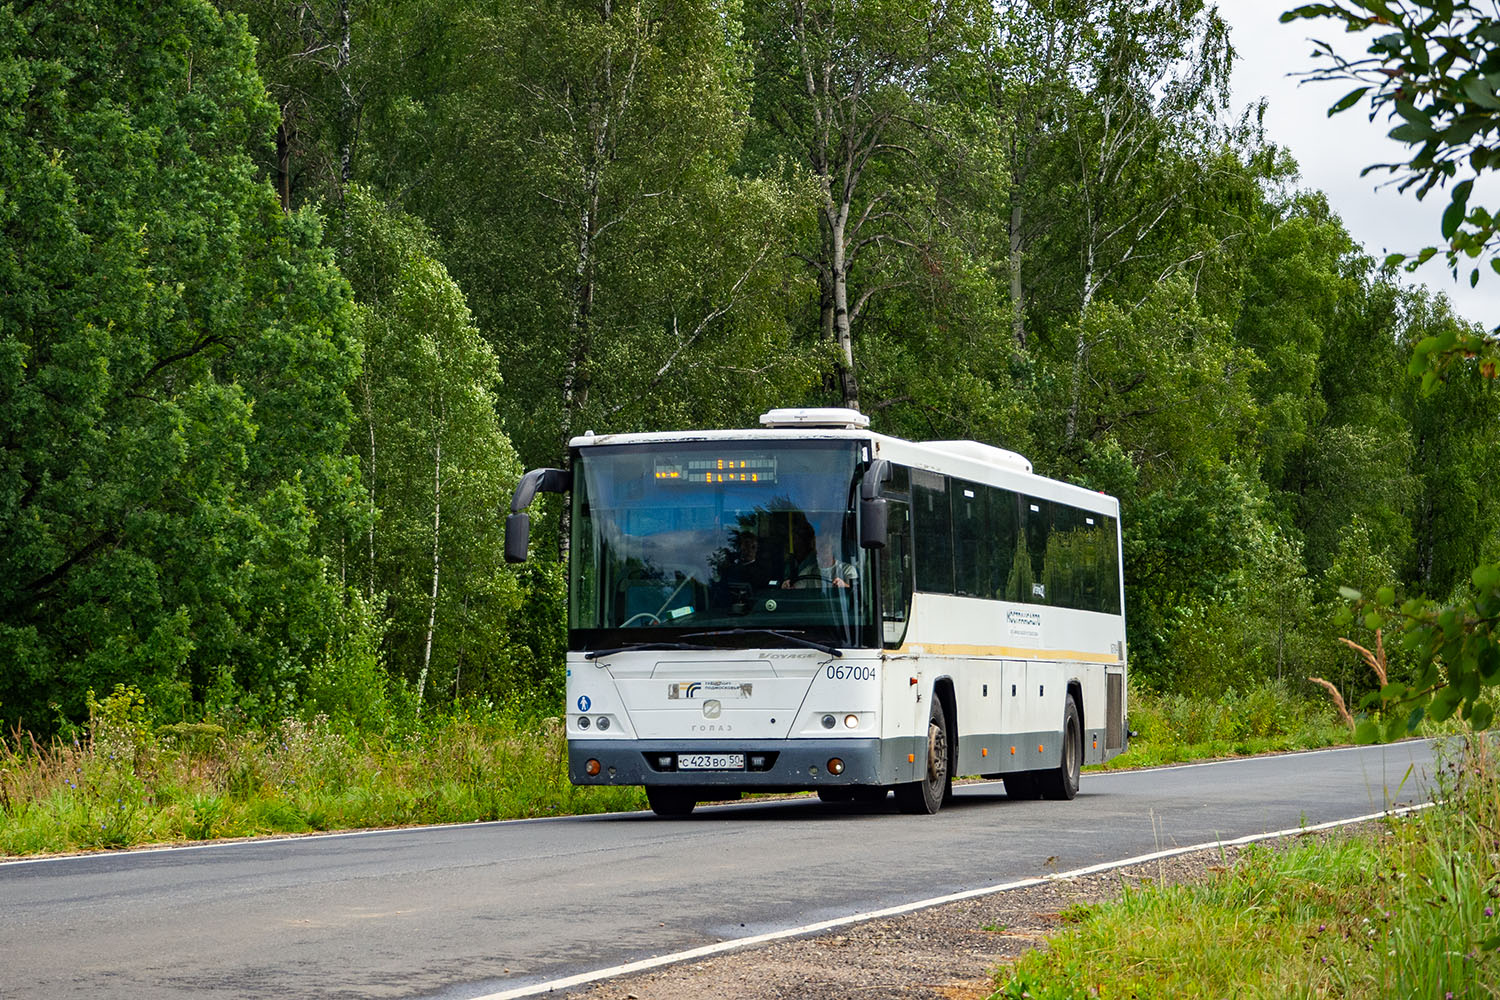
left=759, top=407, right=870, bottom=430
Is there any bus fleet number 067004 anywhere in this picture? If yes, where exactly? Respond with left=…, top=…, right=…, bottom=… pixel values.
left=826, top=664, right=877, bottom=681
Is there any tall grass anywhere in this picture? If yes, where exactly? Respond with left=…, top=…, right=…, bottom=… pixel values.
left=994, top=735, right=1500, bottom=999
left=0, top=686, right=643, bottom=856
left=1095, top=680, right=1351, bottom=769
left=2, top=680, right=1355, bottom=855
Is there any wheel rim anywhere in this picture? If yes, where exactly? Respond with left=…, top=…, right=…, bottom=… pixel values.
left=1065, top=716, right=1079, bottom=786
left=927, top=718, right=947, bottom=789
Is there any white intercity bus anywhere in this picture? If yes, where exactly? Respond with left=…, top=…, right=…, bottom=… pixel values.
left=505, top=408, right=1127, bottom=816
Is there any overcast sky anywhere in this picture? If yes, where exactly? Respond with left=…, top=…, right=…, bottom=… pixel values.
left=1217, top=0, right=1500, bottom=329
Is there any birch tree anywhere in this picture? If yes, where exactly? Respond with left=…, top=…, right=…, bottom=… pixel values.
left=383, top=0, right=804, bottom=487
left=219, top=0, right=361, bottom=209
left=338, top=189, right=525, bottom=709
left=1057, top=1, right=1236, bottom=443
left=989, top=0, right=1094, bottom=351
left=744, top=0, right=992, bottom=409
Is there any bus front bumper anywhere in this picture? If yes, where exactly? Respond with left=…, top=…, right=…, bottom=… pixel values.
left=568, top=738, right=919, bottom=788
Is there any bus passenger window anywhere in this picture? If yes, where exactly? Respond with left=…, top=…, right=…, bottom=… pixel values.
left=880, top=501, right=913, bottom=646
left=912, top=470, right=953, bottom=594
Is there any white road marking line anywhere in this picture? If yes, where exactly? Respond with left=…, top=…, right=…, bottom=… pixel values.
left=0, top=815, right=564, bottom=868
left=1082, top=737, right=1438, bottom=776
left=465, top=801, right=1433, bottom=1000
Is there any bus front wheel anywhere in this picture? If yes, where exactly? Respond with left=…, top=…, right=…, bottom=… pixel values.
left=896, top=698, right=950, bottom=815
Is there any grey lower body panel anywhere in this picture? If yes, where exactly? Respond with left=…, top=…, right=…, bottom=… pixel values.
left=570, top=737, right=925, bottom=789
left=957, top=727, right=1122, bottom=777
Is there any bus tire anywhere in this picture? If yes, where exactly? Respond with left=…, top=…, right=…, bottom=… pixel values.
left=646, top=786, right=698, bottom=817
left=1039, top=697, right=1082, bottom=801
left=896, top=698, right=950, bottom=815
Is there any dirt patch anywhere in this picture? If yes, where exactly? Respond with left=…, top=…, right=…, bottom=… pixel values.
left=561, top=825, right=1373, bottom=1000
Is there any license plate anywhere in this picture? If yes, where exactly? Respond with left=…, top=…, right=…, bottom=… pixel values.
left=678, top=753, right=745, bottom=770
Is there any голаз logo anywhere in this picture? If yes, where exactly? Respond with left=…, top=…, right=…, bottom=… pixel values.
left=667, top=681, right=702, bottom=700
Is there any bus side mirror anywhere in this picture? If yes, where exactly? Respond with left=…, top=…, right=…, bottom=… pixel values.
left=504, top=467, right=571, bottom=565
left=505, top=513, right=531, bottom=564
left=860, top=498, right=888, bottom=549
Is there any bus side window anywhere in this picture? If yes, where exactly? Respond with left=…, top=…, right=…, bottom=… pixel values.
left=880, top=501, right=913, bottom=647
left=912, top=469, right=952, bottom=594
left=952, top=480, right=987, bottom=598
left=1023, top=497, right=1052, bottom=604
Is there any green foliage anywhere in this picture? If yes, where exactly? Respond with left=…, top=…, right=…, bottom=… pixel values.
left=998, top=737, right=1500, bottom=997
left=1283, top=1, right=1500, bottom=365
left=4, top=0, right=1499, bottom=750
left=0, top=0, right=376, bottom=733
left=1099, top=682, right=1346, bottom=768
left=371, top=0, right=809, bottom=470
left=1338, top=566, right=1500, bottom=740
left=1283, top=1, right=1500, bottom=740
left=336, top=187, right=528, bottom=710
left=0, top=695, right=645, bottom=855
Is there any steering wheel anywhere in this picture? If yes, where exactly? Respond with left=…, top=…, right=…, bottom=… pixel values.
left=782, top=572, right=828, bottom=588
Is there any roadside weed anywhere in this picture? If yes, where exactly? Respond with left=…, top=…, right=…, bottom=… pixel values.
left=994, top=736, right=1500, bottom=999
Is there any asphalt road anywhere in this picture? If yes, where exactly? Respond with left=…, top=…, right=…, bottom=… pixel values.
left=0, top=741, right=1438, bottom=1000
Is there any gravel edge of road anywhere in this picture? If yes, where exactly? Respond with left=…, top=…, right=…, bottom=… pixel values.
left=557, top=820, right=1385, bottom=1000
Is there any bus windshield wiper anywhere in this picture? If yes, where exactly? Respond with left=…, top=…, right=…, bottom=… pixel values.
left=682, top=629, right=843, bottom=657
left=584, top=641, right=713, bottom=660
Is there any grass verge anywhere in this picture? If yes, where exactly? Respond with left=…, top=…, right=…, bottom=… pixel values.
left=2, top=680, right=1351, bottom=856
left=1088, top=681, right=1351, bottom=770
left=0, top=688, right=643, bottom=856
left=992, top=735, right=1500, bottom=1000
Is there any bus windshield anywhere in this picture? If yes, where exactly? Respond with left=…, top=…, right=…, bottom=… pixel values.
left=570, top=440, right=874, bottom=649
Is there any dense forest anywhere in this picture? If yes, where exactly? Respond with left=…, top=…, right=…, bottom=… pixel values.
left=3, top=0, right=1498, bottom=735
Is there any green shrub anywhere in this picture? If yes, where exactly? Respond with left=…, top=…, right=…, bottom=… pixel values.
left=996, top=736, right=1500, bottom=999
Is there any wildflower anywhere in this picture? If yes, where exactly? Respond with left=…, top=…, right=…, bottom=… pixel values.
left=1487, top=907, right=1494, bottom=918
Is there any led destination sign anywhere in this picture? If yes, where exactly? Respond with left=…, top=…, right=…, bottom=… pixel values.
left=654, top=455, right=778, bottom=484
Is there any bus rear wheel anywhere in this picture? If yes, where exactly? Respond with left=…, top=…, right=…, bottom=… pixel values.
left=646, top=786, right=698, bottom=817
left=1039, top=697, right=1082, bottom=801
left=896, top=698, right=950, bottom=815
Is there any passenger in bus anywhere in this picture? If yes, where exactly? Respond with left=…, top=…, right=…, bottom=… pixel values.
left=713, top=531, right=771, bottom=612
left=720, top=532, right=770, bottom=587
left=782, top=519, right=857, bottom=589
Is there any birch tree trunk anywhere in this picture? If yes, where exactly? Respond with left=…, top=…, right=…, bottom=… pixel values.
left=828, top=203, right=859, bottom=409
left=1009, top=201, right=1027, bottom=349
left=337, top=0, right=354, bottom=187
left=360, top=376, right=377, bottom=599
left=415, top=398, right=443, bottom=716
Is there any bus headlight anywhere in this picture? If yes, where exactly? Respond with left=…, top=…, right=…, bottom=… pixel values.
left=577, top=716, right=591, bottom=730
left=596, top=716, right=611, bottom=731
left=844, top=714, right=859, bottom=729
left=821, top=714, right=836, bottom=729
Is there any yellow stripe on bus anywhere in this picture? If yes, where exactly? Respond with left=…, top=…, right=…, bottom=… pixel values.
left=890, top=642, right=1120, bottom=663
